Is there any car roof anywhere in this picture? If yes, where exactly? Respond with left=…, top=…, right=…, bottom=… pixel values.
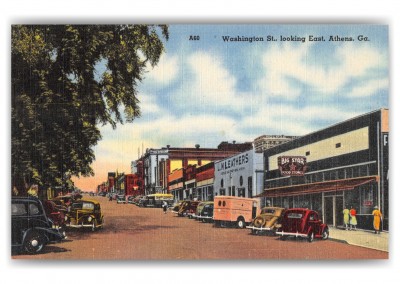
left=12, top=196, right=40, bottom=202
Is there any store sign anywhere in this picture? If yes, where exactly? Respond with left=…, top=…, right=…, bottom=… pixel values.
left=278, top=156, right=307, bottom=176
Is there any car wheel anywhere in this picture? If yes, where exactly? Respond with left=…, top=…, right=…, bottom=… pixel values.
left=215, top=220, right=221, bottom=227
left=322, top=228, right=329, bottom=240
left=308, top=231, right=315, bottom=243
left=24, top=231, right=45, bottom=254
left=237, top=218, right=245, bottom=229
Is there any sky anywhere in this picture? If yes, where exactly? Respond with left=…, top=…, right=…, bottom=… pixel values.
left=71, top=24, right=389, bottom=191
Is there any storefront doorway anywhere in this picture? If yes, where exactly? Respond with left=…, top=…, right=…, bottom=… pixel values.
left=323, top=193, right=344, bottom=227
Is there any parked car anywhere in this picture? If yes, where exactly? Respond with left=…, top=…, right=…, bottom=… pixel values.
left=64, top=199, right=104, bottom=231
left=139, top=194, right=174, bottom=208
left=276, top=208, right=329, bottom=242
left=12, top=196, right=65, bottom=254
left=195, top=201, right=214, bottom=223
left=43, top=200, right=66, bottom=235
left=246, top=207, right=285, bottom=235
left=177, top=200, right=200, bottom=218
left=132, top=195, right=144, bottom=205
left=116, top=195, right=127, bottom=204
left=171, top=200, right=184, bottom=213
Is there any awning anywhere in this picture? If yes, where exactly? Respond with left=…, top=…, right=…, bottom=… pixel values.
left=256, top=176, right=379, bottom=198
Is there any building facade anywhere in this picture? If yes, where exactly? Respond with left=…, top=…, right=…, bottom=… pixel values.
left=214, top=149, right=264, bottom=199
left=253, top=135, right=298, bottom=153
left=260, top=109, right=389, bottom=231
left=195, top=162, right=215, bottom=201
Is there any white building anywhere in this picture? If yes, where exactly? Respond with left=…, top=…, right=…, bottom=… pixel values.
left=213, top=149, right=263, bottom=198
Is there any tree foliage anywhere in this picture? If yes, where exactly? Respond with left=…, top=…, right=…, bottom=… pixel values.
left=12, top=25, right=169, bottom=193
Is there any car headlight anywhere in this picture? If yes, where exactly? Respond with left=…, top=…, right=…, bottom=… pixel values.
left=88, top=216, right=92, bottom=222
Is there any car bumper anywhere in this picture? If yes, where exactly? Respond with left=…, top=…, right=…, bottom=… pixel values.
left=246, top=225, right=273, bottom=231
left=66, top=223, right=103, bottom=229
left=275, top=231, right=308, bottom=238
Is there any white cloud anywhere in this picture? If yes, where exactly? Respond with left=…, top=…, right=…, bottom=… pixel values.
left=173, top=51, right=251, bottom=112
left=240, top=104, right=359, bottom=136
left=258, top=43, right=388, bottom=98
left=347, top=78, right=389, bottom=98
left=145, top=54, right=179, bottom=84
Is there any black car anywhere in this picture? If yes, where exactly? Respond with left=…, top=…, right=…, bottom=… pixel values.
left=12, top=196, right=65, bottom=254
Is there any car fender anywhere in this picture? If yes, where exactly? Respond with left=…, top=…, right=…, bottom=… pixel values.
left=305, top=226, right=314, bottom=236
left=22, top=228, right=54, bottom=245
left=320, top=224, right=329, bottom=233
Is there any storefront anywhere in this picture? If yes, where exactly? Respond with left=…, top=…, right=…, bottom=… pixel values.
left=195, top=162, right=215, bottom=201
left=259, top=109, right=389, bottom=231
left=214, top=149, right=263, bottom=198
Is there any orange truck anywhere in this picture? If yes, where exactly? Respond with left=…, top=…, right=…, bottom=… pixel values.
left=213, top=196, right=260, bottom=228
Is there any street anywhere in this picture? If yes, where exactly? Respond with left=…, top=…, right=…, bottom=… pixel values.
left=12, top=196, right=388, bottom=260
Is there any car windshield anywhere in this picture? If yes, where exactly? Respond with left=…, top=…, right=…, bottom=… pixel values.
left=72, top=202, right=95, bottom=210
left=261, top=209, right=276, bottom=214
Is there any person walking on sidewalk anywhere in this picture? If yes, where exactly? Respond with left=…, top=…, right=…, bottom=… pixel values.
left=349, top=206, right=357, bottom=230
left=372, top=206, right=383, bottom=234
left=343, top=207, right=350, bottom=230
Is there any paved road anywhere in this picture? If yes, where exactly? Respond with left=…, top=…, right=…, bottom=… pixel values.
left=12, top=196, right=388, bottom=260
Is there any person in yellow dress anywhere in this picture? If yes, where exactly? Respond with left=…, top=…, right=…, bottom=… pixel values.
left=343, top=207, right=350, bottom=230
left=372, top=206, right=383, bottom=234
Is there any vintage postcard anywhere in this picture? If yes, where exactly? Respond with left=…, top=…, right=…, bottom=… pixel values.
left=11, top=24, right=389, bottom=260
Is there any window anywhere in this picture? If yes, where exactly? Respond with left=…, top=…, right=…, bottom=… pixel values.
left=335, top=143, right=341, bottom=148
left=305, top=151, right=310, bottom=156
left=221, top=179, right=224, bottom=188
left=29, top=203, right=40, bottom=215
left=12, top=204, right=27, bottom=216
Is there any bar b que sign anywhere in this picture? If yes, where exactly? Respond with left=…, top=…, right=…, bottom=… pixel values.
left=278, top=156, right=307, bottom=176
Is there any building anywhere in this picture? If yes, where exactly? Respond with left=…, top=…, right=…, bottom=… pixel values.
left=164, top=145, right=242, bottom=200
left=107, top=172, right=116, bottom=193
left=124, top=174, right=141, bottom=196
left=195, top=162, right=215, bottom=201
left=142, top=148, right=169, bottom=195
left=259, top=109, right=389, bottom=231
left=253, top=135, right=298, bottom=153
left=214, top=149, right=264, bottom=198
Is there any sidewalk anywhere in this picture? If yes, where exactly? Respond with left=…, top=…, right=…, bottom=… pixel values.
left=329, top=227, right=388, bottom=252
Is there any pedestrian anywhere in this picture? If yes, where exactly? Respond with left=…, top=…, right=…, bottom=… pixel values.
left=349, top=206, right=357, bottom=230
left=372, top=206, right=383, bottom=234
left=162, top=201, right=168, bottom=214
left=343, top=206, right=350, bottom=230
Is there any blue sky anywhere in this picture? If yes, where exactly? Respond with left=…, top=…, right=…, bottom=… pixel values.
left=74, top=24, right=389, bottom=189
